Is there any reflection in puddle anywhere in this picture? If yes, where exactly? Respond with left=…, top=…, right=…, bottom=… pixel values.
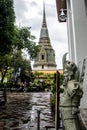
left=0, top=92, right=55, bottom=130
left=30, top=106, right=37, bottom=121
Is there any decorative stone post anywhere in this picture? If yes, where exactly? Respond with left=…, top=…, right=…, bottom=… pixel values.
left=60, top=53, right=86, bottom=130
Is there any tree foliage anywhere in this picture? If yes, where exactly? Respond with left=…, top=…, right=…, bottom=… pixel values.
left=0, top=50, right=32, bottom=83
left=0, top=0, right=39, bottom=83
left=0, top=26, right=39, bottom=83
left=0, top=53, right=13, bottom=82
left=0, top=0, right=15, bottom=55
left=14, top=26, right=39, bottom=60
left=13, top=50, right=32, bottom=76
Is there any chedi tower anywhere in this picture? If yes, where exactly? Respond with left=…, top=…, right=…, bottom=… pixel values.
left=33, top=2, right=56, bottom=71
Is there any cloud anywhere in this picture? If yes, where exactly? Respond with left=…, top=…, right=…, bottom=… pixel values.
left=14, top=0, right=28, bottom=25
left=14, top=0, right=28, bottom=17
left=30, top=1, right=38, bottom=7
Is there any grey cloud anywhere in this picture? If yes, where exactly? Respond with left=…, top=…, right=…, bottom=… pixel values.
left=38, top=3, right=55, bottom=18
left=30, top=1, right=38, bottom=7
left=14, top=0, right=28, bottom=14
left=50, top=29, right=68, bottom=44
left=21, top=14, right=42, bottom=30
left=46, top=4, right=56, bottom=17
left=14, top=0, right=29, bottom=24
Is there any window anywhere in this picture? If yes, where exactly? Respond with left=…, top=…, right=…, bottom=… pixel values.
left=42, top=65, right=44, bottom=69
left=41, top=54, right=44, bottom=60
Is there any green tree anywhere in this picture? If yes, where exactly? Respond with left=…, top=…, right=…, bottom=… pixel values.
left=14, top=26, right=39, bottom=60
left=12, top=26, right=39, bottom=83
left=0, top=0, right=15, bottom=55
left=0, top=53, right=13, bottom=83
left=13, top=50, right=32, bottom=82
left=13, top=50, right=32, bottom=77
left=0, top=50, right=32, bottom=83
left=0, top=27, right=39, bottom=83
left=0, top=1, right=39, bottom=83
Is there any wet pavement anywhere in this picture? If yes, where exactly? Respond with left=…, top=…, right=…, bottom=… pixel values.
left=0, top=92, right=55, bottom=130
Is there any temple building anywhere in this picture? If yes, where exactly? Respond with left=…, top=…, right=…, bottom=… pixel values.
left=33, top=2, right=57, bottom=74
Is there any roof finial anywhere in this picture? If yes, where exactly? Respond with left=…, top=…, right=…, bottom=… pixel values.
left=43, top=0, right=45, bottom=16
left=42, top=0, right=47, bottom=27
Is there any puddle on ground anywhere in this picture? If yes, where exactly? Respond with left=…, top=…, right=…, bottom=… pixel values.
left=0, top=92, right=55, bottom=130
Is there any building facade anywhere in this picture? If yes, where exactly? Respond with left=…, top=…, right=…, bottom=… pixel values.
left=56, top=0, right=87, bottom=108
left=33, top=3, right=57, bottom=72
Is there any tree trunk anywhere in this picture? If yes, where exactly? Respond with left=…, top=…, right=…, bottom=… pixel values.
left=1, top=68, right=8, bottom=83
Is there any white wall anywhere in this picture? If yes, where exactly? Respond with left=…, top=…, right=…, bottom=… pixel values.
left=33, top=65, right=56, bottom=70
left=67, top=0, right=87, bottom=108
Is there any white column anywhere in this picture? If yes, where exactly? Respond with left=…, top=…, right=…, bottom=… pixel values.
left=66, top=0, right=75, bottom=61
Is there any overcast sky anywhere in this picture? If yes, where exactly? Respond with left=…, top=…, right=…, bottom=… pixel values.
left=14, top=0, right=68, bottom=69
